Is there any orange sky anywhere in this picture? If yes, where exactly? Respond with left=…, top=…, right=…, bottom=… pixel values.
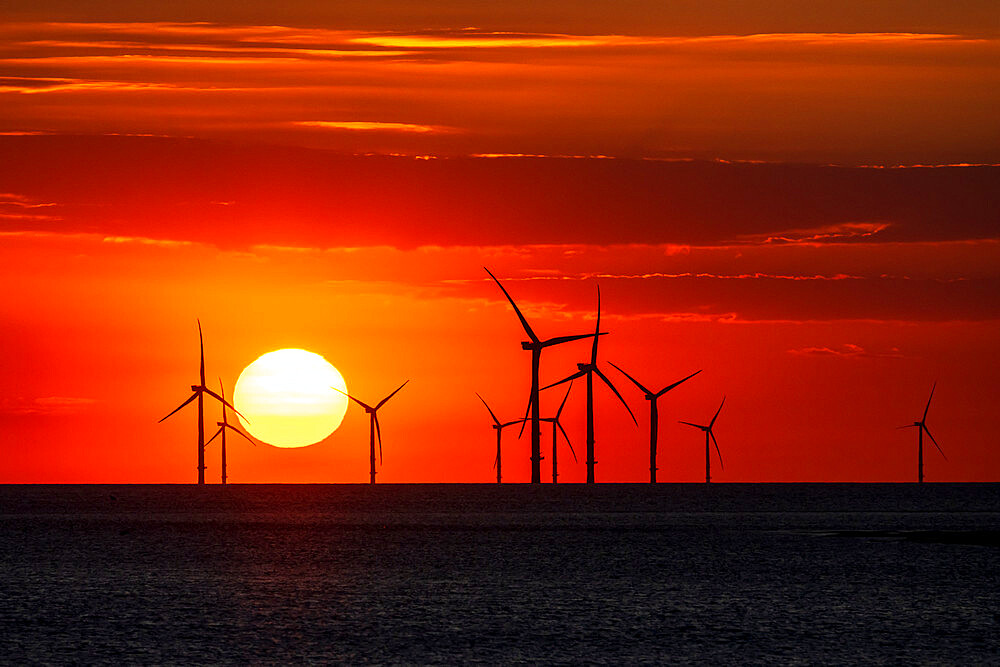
left=1, top=1, right=998, bottom=482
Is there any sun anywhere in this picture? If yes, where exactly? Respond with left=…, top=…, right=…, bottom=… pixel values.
left=233, top=349, right=349, bottom=448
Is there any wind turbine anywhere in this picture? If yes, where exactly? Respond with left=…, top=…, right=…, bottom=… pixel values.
left=541, top=286, right=636, bottom=483
left=204, top=378, right=255, bottom=484
left=159, top=319, right=241, bottom=484
left=336, top=381, right=409, bottom=484
left=539, top=380, right=576, bottom=484
left=476, top=393, right=528, bottom=484
left=609, top=363, right=702, bottom=483
left=485, top=267, right=601, bottom=484
left=898, top=382, right=947, bottom=483
left=679, top=397, right=726, bottom=484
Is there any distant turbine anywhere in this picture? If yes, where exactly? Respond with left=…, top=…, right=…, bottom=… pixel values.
left=898, top=382, right=947, bottom=483
left=476, top=393, right=527, bottom=484
left=539, top=380, right=576, bottom=484
left=610, top=363, right=701, bottom=483
left=541, top=286, right=636, bottom=484
left=679, top=397, right=726, bottom=484
left=204, top=378, right=255, bottom=484
left=336, top=381, right=409, bottom=484
left=159, top=320, right=242, bottom=484
left=485, top=267, right=601, bottom=484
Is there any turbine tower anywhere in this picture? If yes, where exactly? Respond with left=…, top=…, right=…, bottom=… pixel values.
left=898, top=382, right=947, bottom=483
left=337, top=381, right=409, bottom=484
left=476, top=393, right=528, bottom=484
left=680, top=397, right=726, bottom=484
left=204, top=378, right=255, bottom=484
left=485, top=267, right=601, bottom=484
left=159, top=319, right=241, bottom=484
left=610, top=363, right=701, bottom=483
left=541, top=286, right=636, bottom=483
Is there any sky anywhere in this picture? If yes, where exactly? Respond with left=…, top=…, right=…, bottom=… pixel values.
left=1, top=1, right=998, bottom=483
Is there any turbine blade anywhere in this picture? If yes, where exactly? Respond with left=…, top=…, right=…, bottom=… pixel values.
left=556, top=421, right=577, bottom=462
left=476, top=392, right=502, bottom=426
left=556, top=380, right=574, bottom=419
left=374, top=415, right=383, bottom=464
left=202, top=388, right=249, bottom=423
left=711, top=431, right=724, bottom=470
left=501, top=418, right=527, bottom=428
left=219, top=377, right=227, bottom=422
left=517, top=392, right=532, bottom=438
left=333, top=386, right=373, bottom=412
left=710, top=396, right=726, bottom=428
left=204, top=426, right=223, bottom=447
left=656, top=369, right=703, bottom=397
left=897, top=424, right=918, bottom=429
left=541, top=369, right=588, bottom=392
left=493, top=452, right=498, bottom=470
left=594, top=367, right=638, bottom=425
left=923, top=382, right=936, bottom=422
left=376, top=380, right=409, bottom=410
left=225, top=423, right=256, bottom=446
left=198, top=319, right=205, bottom=386
left=923, top=425, right=947, bottom=461
left=485, top=267, right=539, bottom=343
left=158, top=391, right=197, bottom=423
left=541, top=332, right=605, bottom=348
left=607, top=362, right=652, bottom=395
left=678, top=420, right=704, bottom=429
left=590, top=284, right=601, bottom=365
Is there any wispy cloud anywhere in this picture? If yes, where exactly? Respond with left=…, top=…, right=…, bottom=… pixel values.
left=293, top=121, right=454, bottom=133
left=0, top=396, right=97, bottom=415
left=0, top=76, right=185, bottom=94
left=740, top=222, right=890, bottom=246
left=788, top=343, right=904, bottom=359
left=463, top=271, right=867, bottom=282
left=0, top=193, right=62, bottom=222
left=101, top=236, right=196, bottom=248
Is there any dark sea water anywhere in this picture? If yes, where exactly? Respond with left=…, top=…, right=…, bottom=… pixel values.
left=1, top=484, right=998, bottom=664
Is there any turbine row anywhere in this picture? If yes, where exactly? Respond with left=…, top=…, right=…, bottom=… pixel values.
left=159, top=280, right=946, bottom=484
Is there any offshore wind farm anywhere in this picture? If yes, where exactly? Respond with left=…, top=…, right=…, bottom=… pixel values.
left=2, top=0, right=998, bottom=664
left=155, top=270, right=957, bottom=487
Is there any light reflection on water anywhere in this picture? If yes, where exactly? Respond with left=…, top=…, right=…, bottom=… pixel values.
left=1, top=483, right=998, bottom=663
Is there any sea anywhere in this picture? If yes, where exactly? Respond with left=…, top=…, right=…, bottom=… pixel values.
left=1, top=483, right=998, bottom=664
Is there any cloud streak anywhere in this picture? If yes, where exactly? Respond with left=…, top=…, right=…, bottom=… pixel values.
left=293, top=121, right=454, bottom=133
left=787, top=343, right=904, bottom=359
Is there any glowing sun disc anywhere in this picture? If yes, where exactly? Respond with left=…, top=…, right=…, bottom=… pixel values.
left=233, top=349, right=348, bottom=448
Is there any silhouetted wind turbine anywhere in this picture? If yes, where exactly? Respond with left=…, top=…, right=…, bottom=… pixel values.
left=610, top=364, right=701, bottom=483
left=204, top=378, right=255, bottom=484
left=485, top=267, right=601, bottom=483
left=541, top=286, right=636, bottom=483
left=336, top=381, right=408, bottom=484
left=476, top=393, right=527, bottom=484
left=539, top=381, right=576, bottom=484
left=158, top=320, right=241, bottom=484
left=680, top=397, right=726, bottom=484
left=898, top=382, right=947, bottom=483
